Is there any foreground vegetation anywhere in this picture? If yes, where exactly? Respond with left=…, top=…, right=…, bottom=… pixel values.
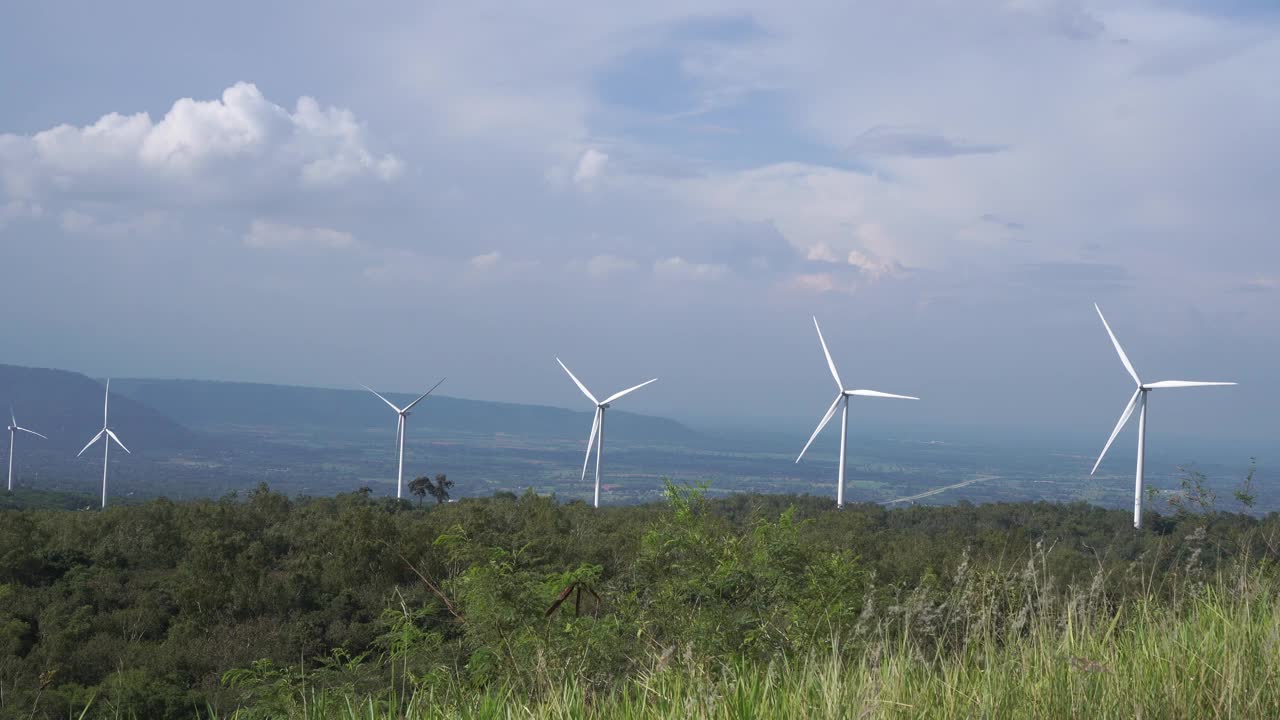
left=0, top=479, right=1277, bottom=718
left=214, top=580, right=1280, bottom=719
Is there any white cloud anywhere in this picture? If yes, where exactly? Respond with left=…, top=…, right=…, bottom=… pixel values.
left=789, top=272, right=841, bottom=294
left=806, top=243, right=841, bottom=263
left=469, top=251, right=503, bottom=270
left=59, top=209, right=178, bottom=237
left=653, top=256, right=728, bottom=280
left=846, top=249, right=900, bottom=278
left=660, top=163, right=933, bottom=271
left=243, top=220, right=358, bottom=251
left=806, top=234, right=902, bottom=278
left=573, top=148, right=609, bottom=186
left=0, top=82, right=401, bottom=208
left=581, top=254, right=638, bottom=278
left=0, top=199, right=42, bottom=227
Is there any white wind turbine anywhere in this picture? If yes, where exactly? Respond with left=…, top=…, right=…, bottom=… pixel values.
left=557, top=358, right=657, bottom=508
left=1090, top=304, right=1236, bottom=529
left=7, top=407, right=48, bottom=491
left=362, top=378, right=446, bottom=499
left=77, top=379, right=130, bottom=509
left=796, top=317, right=919, bottom=508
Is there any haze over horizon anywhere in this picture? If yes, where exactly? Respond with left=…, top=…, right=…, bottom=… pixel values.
left=3, top=1, right=1277, bottom=456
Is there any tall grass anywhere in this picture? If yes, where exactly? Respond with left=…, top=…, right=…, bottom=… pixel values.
left=212, top=563, right=1280, bottom=719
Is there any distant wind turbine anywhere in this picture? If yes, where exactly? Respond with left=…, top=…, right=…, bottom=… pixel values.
left=77, top=379, right=130, bottom=508
left=7, top=407, right=47, bottom=491
left=557, top=358, right=657, bottom=508
left=796, top=317, right=919, bottom=508
left=362, top=378, right=446, bottom=499
left=1090, top=304, right=1237, bottom=529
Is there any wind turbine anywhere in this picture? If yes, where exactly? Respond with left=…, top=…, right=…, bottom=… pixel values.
left=362, top=378, right=446, bottom=499
left=77, top=379, right=130, bottom=509
left=557, top=358, right=657, bottom=508
left=796, top=317, right=919, bottom=508
left=1090, top=304, right=1236, bottom=529
left=7, top=407, right=47, bottom=491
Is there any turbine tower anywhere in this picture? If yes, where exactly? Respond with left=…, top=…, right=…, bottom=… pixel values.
left=77, top=379, right=130, bottom=508
left=362, top=378, right=445, bottom=499
left=7, top=408, right=47, bottom=491
left=796, top=317, right=919, bottom=508
left=1090, top=304, right=1236, bottom=529
left=557, top=358, right=657, bottom=508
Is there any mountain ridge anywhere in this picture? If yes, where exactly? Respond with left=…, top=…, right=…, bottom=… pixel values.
left=106, top=376, right=700, bottom=445
left=0, top=364, right=193, bottom=450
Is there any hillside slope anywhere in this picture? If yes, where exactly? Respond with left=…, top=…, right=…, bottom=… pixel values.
left=0, top=365, right=194, bottom=450
left=110, top=378, right=699, bottom=445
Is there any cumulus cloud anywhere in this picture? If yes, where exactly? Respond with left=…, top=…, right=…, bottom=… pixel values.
left=0, top=199, right=42, bottom=227
left=469, top=251, right=503, bottom=270
left=653, top=256, right=728, bottom=280
left=845, top=249, right=902, bottom=278
left=243, top=220, right=358, bottom=251
left=806, top=243, right=841, bottom=263
left=789, top=272, right=842, bottom=294
left=848, top=125, right=1009, bottom=158
left=60, top=209, right=177, bottom=237
left=0, top=82, right=401, bottom=208
left=573, top=148, right=609, bottom=186
left=574, top=254, right=639, bottom=278
left=1235, top=276, right=1280, bottom=293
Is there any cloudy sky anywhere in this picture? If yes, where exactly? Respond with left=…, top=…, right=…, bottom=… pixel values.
left=1, top=1, right=1276, bottom=452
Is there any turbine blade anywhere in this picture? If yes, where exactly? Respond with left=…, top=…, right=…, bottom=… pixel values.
left=557, top=358, right=598, bottom=405
left=78, top=429, right=106, bottom=457
left=1144, top=380, right=1237, bottom=389
left=402, top=377, right=447, bottom=413
left=103, top=378, right=111, bottom=426
left=107, top=429, right=131, bottom=454
left=361, top=384, right=403, bottom=413
left=1094, top=304, right=1141, bottom=386
left=9, top=406, right=14, bottom=427
left=848, top=389, right=920, bottom=400
left=1091, top=389, right=1141, bottom=475
left=603, top=378, right=658, bottom=405
left=580, top=409, right=601, bottom=483
left=813, top=317, right=843, bottom=391
left=16, top=427, right=47, bottom=439
left=796, top=393, right=843, bottom=463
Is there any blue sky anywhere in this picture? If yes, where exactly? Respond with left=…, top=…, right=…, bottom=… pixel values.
left=1, top=0, right=1277, bottom=457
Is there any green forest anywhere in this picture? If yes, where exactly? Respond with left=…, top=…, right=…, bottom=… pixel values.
left=1, top=473, right=1278, bottom=719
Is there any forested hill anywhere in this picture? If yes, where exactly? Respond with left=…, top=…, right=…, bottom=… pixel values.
left=0, top=364, right=193, bottom=450
left=109, top=377, right=699, bottom=444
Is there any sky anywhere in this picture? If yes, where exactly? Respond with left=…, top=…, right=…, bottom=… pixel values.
left=1, top=0, right=1277, bottom=457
